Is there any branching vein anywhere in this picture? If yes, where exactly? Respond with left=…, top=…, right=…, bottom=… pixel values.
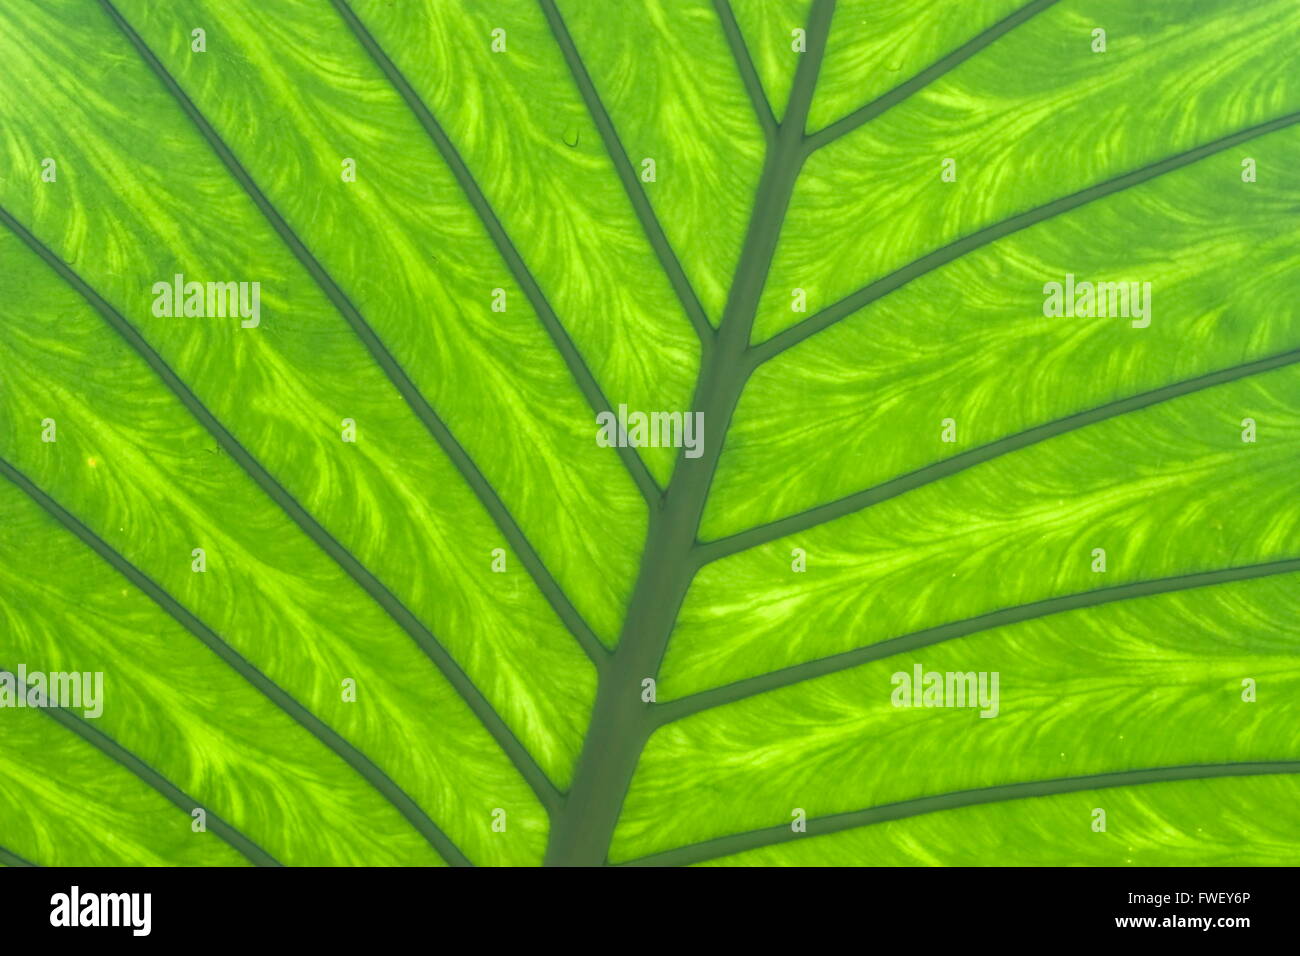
left=695, top=346, right=1300, bottom=566
left=99, top=0, right=608, bottom=670
left=618, top=762, right=1300, bottom=866
left=0, top=456, right=472, bottom=866
left=755, top=110, right=1300, bottom=364
left=0, top=660, right=280, bottom=866
left=539, top=0, right=715, bottom=346
left=712, top=0, right=777, bottom=142
left=801, top=0, right=1062, bottom=154
left=330, top=0, right=663, bottom=509
left=656, top=557, right=1300, bottom=725
left=0, top=203, right=562, bottom=820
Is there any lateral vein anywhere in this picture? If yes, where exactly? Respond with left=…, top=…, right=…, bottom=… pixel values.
left=696, top=346, right=1300, bottom=565
left=97, top=0, right=608, bottom=671
left=330, top=0, right=663, bottom=508
left=712, top=0, right=778, bottom=142
left=656, top=557, right=1300, bottom=724
left=539, top=0, right=715, bottom=345
left=618, top=761, right=1300, bottom=866
left=802, top=0, right=1063, bottom=154
left=0, top=458, right=472, bottom=866
left=0, top=661, right=279, bottom=866
left=0, top=203, right=561, bottom=818
left=755, top=110, right=1300, bottom=364
left=0, top=843, right=40, bottom=867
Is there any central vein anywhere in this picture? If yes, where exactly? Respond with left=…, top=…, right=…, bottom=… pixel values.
left=542, top=0, right=836, bottom=866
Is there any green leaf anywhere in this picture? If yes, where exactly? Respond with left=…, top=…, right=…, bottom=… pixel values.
left=1, top=0, right=1297, bottom=868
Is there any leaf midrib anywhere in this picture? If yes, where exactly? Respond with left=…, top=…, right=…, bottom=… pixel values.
left=540, top=0, right=840, bottom=867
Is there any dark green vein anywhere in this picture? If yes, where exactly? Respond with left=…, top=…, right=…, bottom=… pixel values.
left=696, top=346, right=1300, bottom=566
left=329, top=0, right=662, bottom=508
left=539, top=0, right=714, bottom=344
left=0, top=845, right=38, bottom=867
left=0, top=204, right=561, bottom=817
left=656, top=557, right=1300, bottom=724
left=542, top=0, right=837, bottom=867
left=618, top=761, right=1300, bottom=866
left=0, top=460, right=472, bottom=866
left=802, top=0, right=1062, bottom=153
left=97, top=0, right=606, bottom=671
left=755, top=110, right=1300, bottom=364
left=0, top=666, right=278, bottom=867
left=712, top=0, right=777, bottom=141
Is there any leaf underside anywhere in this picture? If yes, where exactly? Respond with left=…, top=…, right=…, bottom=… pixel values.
left=1, top=0, right=1297, bottom=867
